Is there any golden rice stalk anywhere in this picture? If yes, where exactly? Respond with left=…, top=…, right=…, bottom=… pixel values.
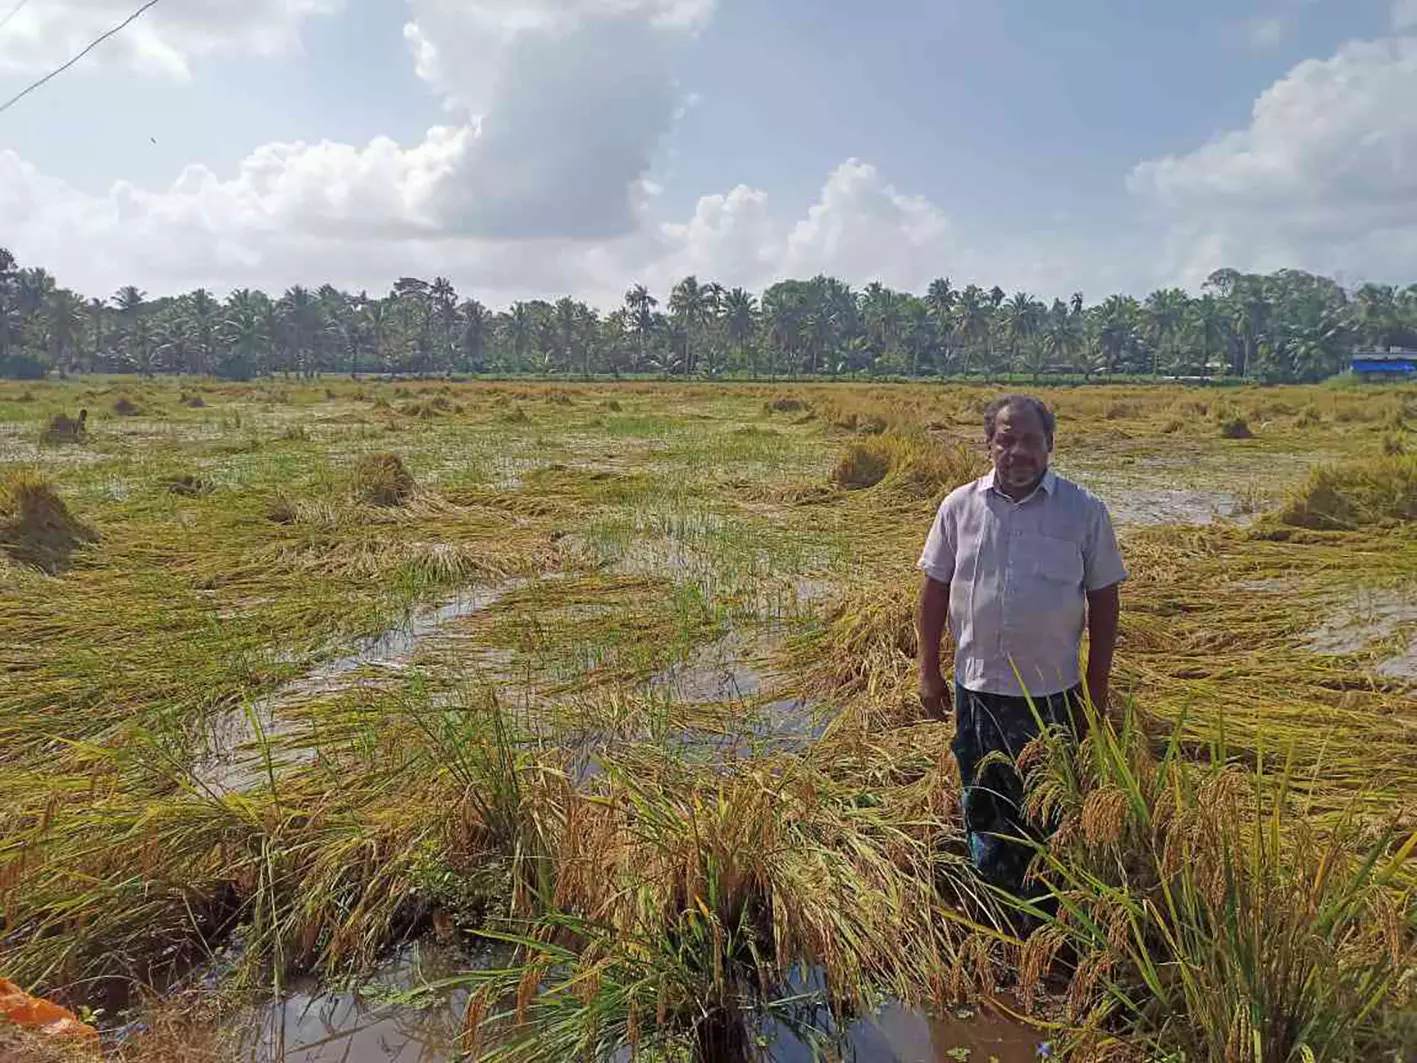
left=1081, top=786, right=1129, bottom=849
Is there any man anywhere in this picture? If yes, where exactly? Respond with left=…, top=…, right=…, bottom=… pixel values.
left=916, top=394, right=1126, bottom=894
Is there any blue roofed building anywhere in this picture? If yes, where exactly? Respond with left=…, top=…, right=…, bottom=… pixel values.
left=1352, top=349, right=1417, bottom=381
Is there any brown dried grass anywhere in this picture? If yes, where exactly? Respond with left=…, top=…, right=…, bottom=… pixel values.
left=40, top=411, right=86, bottom=444
left=0, top=472, right=97, bottom=574
left=353, top=453, right=416, bottom=507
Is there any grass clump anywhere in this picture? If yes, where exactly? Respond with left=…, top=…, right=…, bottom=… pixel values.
left=353, top=452, right=416, bottom=506
left=163, top=474, right=213, bottom=498
left=1219, top=415, right=1254, bottom=440
left=265, top=492, right=299, bottom=524
left=765, top=396, right=808, bottom=414
left=831, top=440, right=892, bottom=489
left=1013, top=702, right=1417, bottom=1063
left=830, top=433, right=983, bottom=498
left=40, top=409, right=86, bottom=444
left=1275, top=453, right=1417, bottom=530
left=0, top=471, right=97, bottom=573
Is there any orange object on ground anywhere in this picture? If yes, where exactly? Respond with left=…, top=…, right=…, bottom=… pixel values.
left=0, top=979, right=98, bottom=1042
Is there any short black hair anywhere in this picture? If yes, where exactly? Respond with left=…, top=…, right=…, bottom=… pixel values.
left=984, top=394, right=1055, bottom=443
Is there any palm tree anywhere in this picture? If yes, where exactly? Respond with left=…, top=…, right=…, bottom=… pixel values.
left=361, top=299, right=390, bottom=375
left=1005, top=291, right=1042, bottom=374
left=44, top=289, right=84, bottom=374
left=0, top=249, right=18, bottom=360
left=221, top=289, right=268, bottom=380
left=574, top=303, right=600, bottom=378
left=669, top=275, right=711, bottom=376
left=393, top=277, right=432, bottom=375
left=1354, top=283, right=1401, bottom=350
left=955, top=285, right=989, bottom=378
left=1097, top=295, right=1139, bottom=376
left=84, top=297, right=107, bottom=371
left=430, top=277, right=458, bottom=373
left=624, top=285, right=657, bottom=373
left=113, top=285, right=145, bottom=317
left=458, top=299, right=488, bottom=374
left=126, top=314, right=157, bottom=377
left=925, top=277, right=956, bottom=373
left=861, top=282, right=905, bottom=372
left=16, top=268, right=55, bottom=334
left=554, top=297, right=580, bottom=375
left=722, top=288, right=757, bottom=378
left=762, top=283, right=805, bottom=379
left=1228, top=277, right=1271, bottom=379
left=1042, top=298, right=1081, bottom=378
left=278, top=286, right=322, bottom=378
left=1189, top=295, right=1229, bottom=376
left=506, top=302, right=535, bottom=373
left=1143, top=288, right=1189, bottom=378
left=155, top=311, right=193, bottom=374
left=187, top=289, right=219, bottom=376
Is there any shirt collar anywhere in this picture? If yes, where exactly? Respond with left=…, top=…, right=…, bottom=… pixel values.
left=980, top=468, right=1056, bottom=501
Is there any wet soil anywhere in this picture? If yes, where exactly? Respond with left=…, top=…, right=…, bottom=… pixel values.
left=192, top=580, right=526, bottom=794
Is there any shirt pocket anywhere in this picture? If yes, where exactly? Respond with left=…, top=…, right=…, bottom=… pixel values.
left=1017, top=533, right=1083, bottom=589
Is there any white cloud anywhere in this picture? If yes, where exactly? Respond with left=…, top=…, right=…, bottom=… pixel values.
left=1129, top=36, right=1417, bottom=287
left=0, top=139, right=966, bottom=309
left=1394, top=0, right=1417, bottom=31
left=782, top=160, right=950, bottom=289
left=0, top=0, right=341, bottom=79
left=394, top=0, right=709, bottom=240
left=0, top=0, right=973, bottom=306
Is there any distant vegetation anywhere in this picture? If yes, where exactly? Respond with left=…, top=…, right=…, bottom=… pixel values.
left=2, top=246, right=1415, bottom=383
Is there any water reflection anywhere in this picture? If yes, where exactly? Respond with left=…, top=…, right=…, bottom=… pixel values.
left=232, top=942, right=477, bottom=1063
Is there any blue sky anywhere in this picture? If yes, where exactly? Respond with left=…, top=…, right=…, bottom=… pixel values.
left=1, top=0, right=1414, bottom=305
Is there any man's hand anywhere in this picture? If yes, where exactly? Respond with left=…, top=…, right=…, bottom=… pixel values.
left=917, top=576, right=952, bottom=721
left=1084, top=582, right=1121, bottom=728
left=1084, top=675, right=1109, bottom=714
left=919, top=669, right=952, bottom=721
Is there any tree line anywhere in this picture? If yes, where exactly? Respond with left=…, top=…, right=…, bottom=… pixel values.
left=1, top=247, right=1414, bottom=383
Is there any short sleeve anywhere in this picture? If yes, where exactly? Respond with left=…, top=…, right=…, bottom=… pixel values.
left=1083, top=499, right=1128, bottom=591
left=917, top=500, right=957, bottom=584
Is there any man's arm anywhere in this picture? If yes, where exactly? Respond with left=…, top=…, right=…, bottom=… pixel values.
left=1084, top=583, right=1121, bottom=717
left=917, top=576, right=951, bottom=720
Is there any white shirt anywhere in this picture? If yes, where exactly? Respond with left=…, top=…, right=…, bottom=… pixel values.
left=917, top=469, right=1128, bottom=697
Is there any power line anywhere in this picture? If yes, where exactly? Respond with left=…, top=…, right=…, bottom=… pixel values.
left=0, top=0, right=34, bottom=35
left=0, top=0, right=163, bottom=117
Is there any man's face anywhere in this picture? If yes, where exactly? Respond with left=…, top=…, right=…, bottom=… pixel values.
left=990, top=404, right=1052, bottom=494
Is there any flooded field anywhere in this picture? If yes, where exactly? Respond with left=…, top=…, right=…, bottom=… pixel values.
left=1, top=379, right=1414, bottom=1063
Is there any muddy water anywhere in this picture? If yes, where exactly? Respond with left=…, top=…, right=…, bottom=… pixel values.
left=1094, top=487, right=1241, bottom=527
left=647, top=635, right=828, bottom=760
left=228, top=942, right=1041, bottom=1063
left=192, top=580, right=527, bottom=794
left=650, top=634, right=765, bottom=702
left=228, top=942, right=480, bottom=1063
left=772, top=1001, right=1043, bottom=1063
left=1303, top=588, right=1417, bottom=679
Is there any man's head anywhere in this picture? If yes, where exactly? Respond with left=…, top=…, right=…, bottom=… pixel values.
left=983, top=394, right=1054, bottom=497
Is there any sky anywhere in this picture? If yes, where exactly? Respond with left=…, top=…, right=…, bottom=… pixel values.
left=1, top=0, right=1415, bottom=308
